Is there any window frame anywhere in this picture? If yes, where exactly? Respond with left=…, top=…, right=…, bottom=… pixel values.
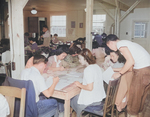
left=133, top=21, right=148, bottom=38
left=92, top=14, right=106, bottom=34
left=50, top=15, right=67, bottom=37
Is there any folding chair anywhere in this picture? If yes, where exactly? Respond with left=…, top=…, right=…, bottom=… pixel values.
left=0, top=86, right=26, bottom=117
left=83, top=78, right=121, bottom=117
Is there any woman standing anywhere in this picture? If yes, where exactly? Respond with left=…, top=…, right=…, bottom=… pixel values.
left=106, top=34, right=150, bottom=117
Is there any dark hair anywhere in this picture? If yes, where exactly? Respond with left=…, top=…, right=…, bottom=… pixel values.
left=101, top=33, right=107, bottom=42
left=110, top=50, right=126, bottom=63
left=79, top=48, right=96, bottom=64
left=69, top=43, right=81, bottom=55
left=73, top=37, right=86, bottom=45
left=24, top=32, right=29, bottom=36
left=33, top=55, right=48, bottom=64
left=40, top=47, right=51, bottom=54
left=33, top=50, right=42, bottom=56
left=29, top=37, right=36, bottom=42
left=54, top=34, right=58, bottom=36
left=1, top=38, right=10, bottom=46
left=1, top=38, right=10, bottom=52
left=43, top=25, right=48, bottom=29
left=55, top=45, right=69, bottom=55
left=92, top=41, right=100, bottom=49
left=105, top=34, right=119, bottom=44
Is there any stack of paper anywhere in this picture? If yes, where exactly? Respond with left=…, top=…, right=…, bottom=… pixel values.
left=102, top=67, right=114, bottom=84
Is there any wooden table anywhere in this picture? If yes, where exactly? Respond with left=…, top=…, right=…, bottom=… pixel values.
left=52, top=82, right=81, bottom=117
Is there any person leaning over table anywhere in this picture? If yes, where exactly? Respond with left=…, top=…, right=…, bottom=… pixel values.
left=45, top=45, right=69, bottom=72
left=61, top=43, right=81, bottom=68
left=70, top=48, right=106, bottom=117
left=106, top=34, right=150, bottom=117
left=25, top=47, right=50, bottom=69
left=21, top=55, right=59, bottom=117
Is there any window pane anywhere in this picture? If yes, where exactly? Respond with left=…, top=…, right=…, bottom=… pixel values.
left=93, top=14, right=106, bottom=34
left=50, top=15, right=66, bottom=37
left=134, top=22, right=147, bottom=38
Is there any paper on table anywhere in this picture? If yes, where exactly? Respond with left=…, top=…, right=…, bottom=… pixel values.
left=102, top=66, right=114, bottom=84
left=46, top=74, right=83, bottom=91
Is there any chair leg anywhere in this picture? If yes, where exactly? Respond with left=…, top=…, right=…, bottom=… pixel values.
left=125, top=109, right=127, bottom=117
left=116, top=109, right=119, bottom=117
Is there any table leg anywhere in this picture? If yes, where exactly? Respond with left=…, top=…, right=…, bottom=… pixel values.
left=64, top=99, right=70, bottom=117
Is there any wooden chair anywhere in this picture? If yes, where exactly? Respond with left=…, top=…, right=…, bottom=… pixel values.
left=0, top=86, right=26, bottom=117
left=83, top=78, right=121, bottom=117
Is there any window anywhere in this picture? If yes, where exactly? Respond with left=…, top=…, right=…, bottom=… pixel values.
left=93, top=14, right=106, bottom=34
left=50, top=15, right=66, bottom=37
left=134, top=22, right=147, bottom=38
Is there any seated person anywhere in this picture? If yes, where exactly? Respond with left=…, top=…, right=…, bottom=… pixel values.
left=24, top=32, right=29, bottom=47
left=92, top=41, right=105, bottom=66
left=25, top=37, right=38, bottom=53
left=61, top=43, right=81, bottom=68
left=1, top=38, right=10, bottom=64
left=25, top=47, right=50, bottom=69
left=52, top=34, right=59, bottom=44
left=45, top=45, right=69, bottom=72
left=100, top=45, right=114, bottom=71
left=110, top=50, right=126, bottom=70
left=70, top=48, right=106, bottom=117
left=21, top=55, right=59, bottom=116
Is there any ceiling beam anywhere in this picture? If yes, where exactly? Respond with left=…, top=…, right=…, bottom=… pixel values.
left=97, top=2, right=115, bottom=21
left=96, top=0, right=130, bottom=11
left=120, top=0, right=143, bottom=22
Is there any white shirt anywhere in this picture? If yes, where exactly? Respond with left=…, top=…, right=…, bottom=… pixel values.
left=0, top=94, right=10, bottom=117
left=43, top=30, right=50, bottom=38
left=2, top=50, right=10, bottom=64
left=21, top=67, right=48, bottom=102
left=54, top=55, right=61, bottom=67
left=117, top=40, right=150, bottom=69
left=78, top=64, right=106, bottom=105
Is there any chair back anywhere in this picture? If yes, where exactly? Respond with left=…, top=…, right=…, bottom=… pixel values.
left=0, top=86, right=26, bottom=117
left=103, top=78, right=121, bottom=117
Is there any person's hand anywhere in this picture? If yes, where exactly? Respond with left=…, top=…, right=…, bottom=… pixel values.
left=59, top=66, right=65, bottom=71
left=74, top=81, right=81, bottom=88
left=112, top=72, right=121, bottom=79
left=53, top=77, right=59, bottom=84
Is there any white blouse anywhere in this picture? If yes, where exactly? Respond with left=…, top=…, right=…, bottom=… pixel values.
left=78, top=64, right=106, bottom=105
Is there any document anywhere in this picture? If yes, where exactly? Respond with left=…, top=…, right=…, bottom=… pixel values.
left=102, top=66, right=114, bottom=84
left=46, top=73, right=83, bottom=91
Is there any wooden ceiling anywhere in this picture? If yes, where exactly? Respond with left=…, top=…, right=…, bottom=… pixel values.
left=23, top=0, right=150, bottom=12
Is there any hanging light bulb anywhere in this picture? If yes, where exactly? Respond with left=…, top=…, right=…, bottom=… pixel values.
left=31, top=8, right=37, bottom=14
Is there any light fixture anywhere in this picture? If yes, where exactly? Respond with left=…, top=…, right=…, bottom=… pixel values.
left=31, top=8, right=37, bottom=14
left=84, top=8, right=87, bottom=12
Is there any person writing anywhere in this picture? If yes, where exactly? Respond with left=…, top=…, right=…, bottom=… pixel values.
left=21, top=55, right=59, bottom=116
left=106, top=34, right=150, bottom=117
left=45, top=46, right=69, bottom=72
left=70, top=48, right=106, bottom=117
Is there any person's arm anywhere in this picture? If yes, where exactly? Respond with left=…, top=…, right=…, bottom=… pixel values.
left=48, top=66, right=64, bottom=71
left=113, top=68, right=122, bottom=72
left=74, top=81, right=93, bottom=91
left=42, top=77, right=59, bottom=98
left=112, top=47, right=134, bottom=79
